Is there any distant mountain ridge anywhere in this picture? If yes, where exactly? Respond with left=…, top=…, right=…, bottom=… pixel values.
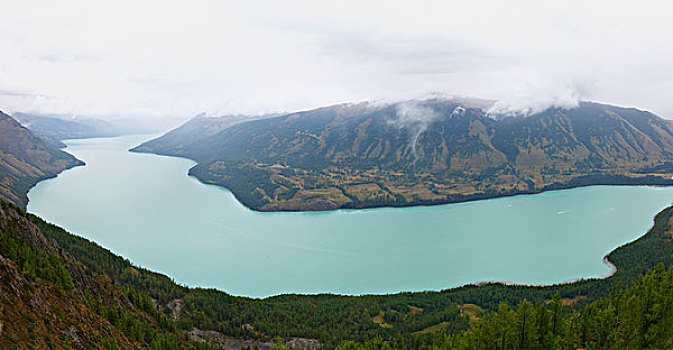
left=133, top=99, right=673, bottom=211
left=133, top=112, right=279, bottom=156
left=13, top=112, right=148, bottom=140
left=0, top=111, right=83, bottom=208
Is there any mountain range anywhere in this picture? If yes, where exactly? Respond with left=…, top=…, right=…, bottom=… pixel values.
left=133, top=99, right=673, bottom=211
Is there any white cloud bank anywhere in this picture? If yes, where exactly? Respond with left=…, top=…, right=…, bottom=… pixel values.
left=391, top=101, right=440, bottom=158
left=1, top=0, right=673, bottom=122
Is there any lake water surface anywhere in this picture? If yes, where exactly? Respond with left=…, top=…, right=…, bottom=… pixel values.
left=27, top=135, right=673, bottom=298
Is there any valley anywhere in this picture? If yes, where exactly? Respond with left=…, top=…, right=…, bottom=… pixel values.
left=5, top=105, right=673, bottom=348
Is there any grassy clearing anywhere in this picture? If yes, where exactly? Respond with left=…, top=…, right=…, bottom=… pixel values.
left=459, top=303, right=484, bottom=324
left=371, top=311, right=393, bottom=329
left=412, top=322, right=449, bottom=335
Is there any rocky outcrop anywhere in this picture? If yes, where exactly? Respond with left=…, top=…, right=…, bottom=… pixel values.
left=188, top=329, right=321, bottom=350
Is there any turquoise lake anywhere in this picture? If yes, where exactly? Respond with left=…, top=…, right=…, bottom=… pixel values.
left=26, top=135, right=673, bottom=298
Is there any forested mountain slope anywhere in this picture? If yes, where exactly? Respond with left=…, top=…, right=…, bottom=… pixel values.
left=0, top=111, right=83, bottom=208
left=0, top=201, right=206, bottom=349
left=134, top=99, right=673, bottom=211
left=343, top=264, right=673, bottom=349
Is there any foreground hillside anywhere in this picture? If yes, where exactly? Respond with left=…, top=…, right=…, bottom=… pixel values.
left=0, top=111, right=83, bottom=208
left=344, top=264, right=673, bottom=349
left=0, top=201, right=210, bottom=349
left=134, top=99, right=673, bottom=211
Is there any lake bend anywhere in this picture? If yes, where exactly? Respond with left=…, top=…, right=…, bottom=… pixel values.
left=27, top=135, right=673, bottom=298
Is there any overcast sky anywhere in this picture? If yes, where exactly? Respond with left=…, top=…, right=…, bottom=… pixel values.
left=1, top=0, right=673, bottom=121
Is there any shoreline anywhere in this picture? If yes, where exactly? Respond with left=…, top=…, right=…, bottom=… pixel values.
left=26, top=136, right=665, bottom=300
left=602, top=256, right=618, bottom=279
left=129, top=134, right=673, bottom=214
left=470, top=256, right=619, bottom=290
left=202, top=170, right=673, bottom=215
left=185, top=167, right=673, bottom=214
